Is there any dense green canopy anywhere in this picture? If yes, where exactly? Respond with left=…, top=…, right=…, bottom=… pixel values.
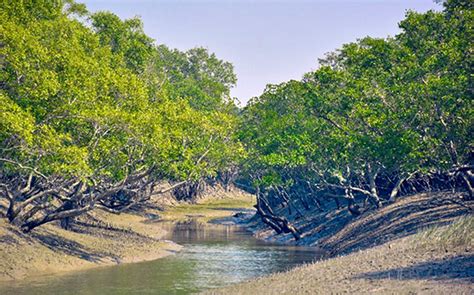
left=0, top=0, right=243, bottom=230
left=0, top=0, right=472, bottom=233
left=238, top=0, right=473, bottom=219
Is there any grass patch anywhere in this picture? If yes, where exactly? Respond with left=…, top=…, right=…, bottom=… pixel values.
left=413, top=215, right=474, bottom=250
left=161, top=195, right=256, bottom=221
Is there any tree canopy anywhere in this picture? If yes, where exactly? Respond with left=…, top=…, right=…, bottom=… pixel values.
left=0, top=0, right=471, bottom=234
left=237, top=0, right=472, bottom=235
left=0, top=0, right=243, bottom=231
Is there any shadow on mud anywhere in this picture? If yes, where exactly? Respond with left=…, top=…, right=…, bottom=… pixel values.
left=353, top=254, right=474, bottom=282
left=295, top=192, right=472, bottom=255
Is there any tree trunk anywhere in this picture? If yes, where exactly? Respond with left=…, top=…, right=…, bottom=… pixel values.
left=346, top=188, right=361, bottom=216
left=59, top=200, right=75, bottom=230
left=299, top=195, right=310, bottom=211
left=6, top=198, right=17, bottom=223
left=314, top=197, right=324, bottom=211
left=22, top=205, right=93, bottom=232
left=389, top=176, right=405, bottom=203
left=255, top=188, right=301, bottom=240
left=389, top=171, right=417, bottom=203
left=366, top=163, right=382, bottom=208
left=15, top=203, right=50, bottom=226
left=461, top=171, right=474, bottom=200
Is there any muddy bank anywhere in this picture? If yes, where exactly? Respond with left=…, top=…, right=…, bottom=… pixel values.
left=205, top=192, right=473, bottom=294
left=205, top=216, right=473, bottom=294
left=0, top=189, right=255, bottom=282
left=241, top=192, right=473, bottom=254
left=0, top=208, right=182, bottom=282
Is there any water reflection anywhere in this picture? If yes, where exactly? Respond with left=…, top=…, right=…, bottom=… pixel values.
left=0, top=220, right=322, bottom=295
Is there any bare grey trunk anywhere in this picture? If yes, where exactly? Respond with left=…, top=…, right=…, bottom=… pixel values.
left=366, top=163, right=382, bottom=208
left=255, top=188, right=301, bottom=240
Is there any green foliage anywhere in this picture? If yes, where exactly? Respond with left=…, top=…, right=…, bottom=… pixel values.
left=0, top=0, right=471, bottom=230
left=0, top=93, right=35, bottom=145
left=91, top=11, right=154, bottom=73
left=0, top=0, right=243, bottom=186
left=239, top=0, right=472, bottom=197
left=146, top=45, right=237, bottom=111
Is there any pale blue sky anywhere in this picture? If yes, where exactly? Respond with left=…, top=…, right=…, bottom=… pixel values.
left=81, top=0, right=441, bottom=105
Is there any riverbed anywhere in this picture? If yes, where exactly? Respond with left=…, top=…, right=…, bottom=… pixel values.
left=0, top=219, right=322, bottom=294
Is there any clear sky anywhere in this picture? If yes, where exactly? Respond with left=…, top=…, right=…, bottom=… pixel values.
left=81, top=0, right=441, bottom=105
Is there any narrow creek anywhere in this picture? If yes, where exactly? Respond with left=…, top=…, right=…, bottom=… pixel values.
left=1, top=218, right=322, bottom=294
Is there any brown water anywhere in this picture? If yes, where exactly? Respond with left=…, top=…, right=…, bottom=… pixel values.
left=0, top=219, right=322, bottom=294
